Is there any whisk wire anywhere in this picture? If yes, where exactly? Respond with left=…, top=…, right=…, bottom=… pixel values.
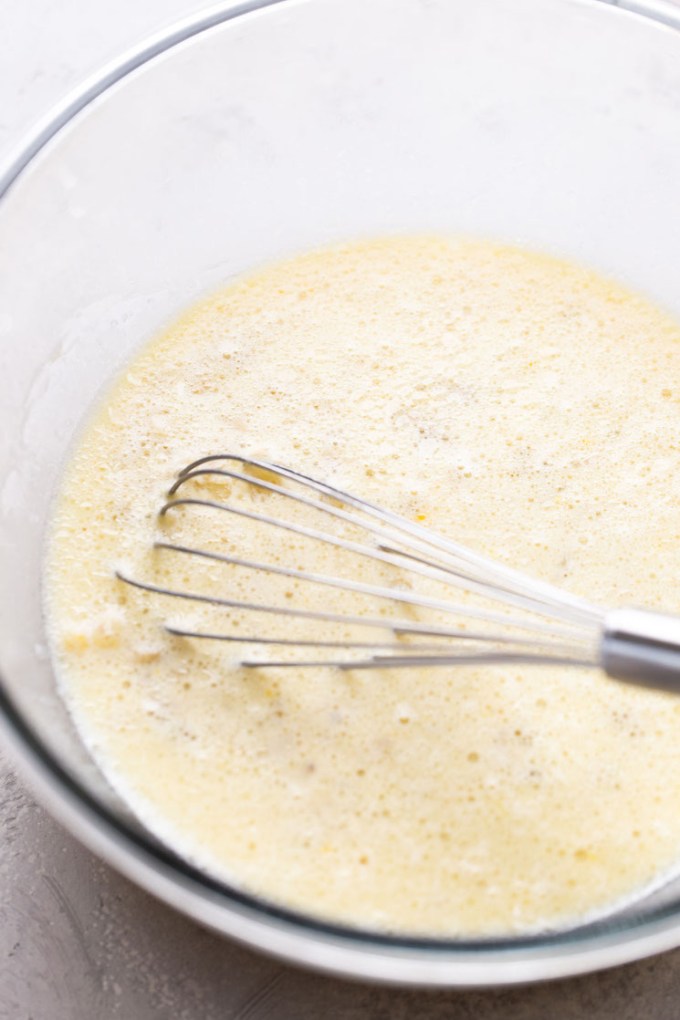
left=110, top=453, right=680, bottom=687
left=116, top=454, right=604, bottom=670
left=168, top=458, right=603, bottom=626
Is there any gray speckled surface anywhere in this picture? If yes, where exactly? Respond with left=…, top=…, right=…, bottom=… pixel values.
left=3, top=0, right=680, bottom=1015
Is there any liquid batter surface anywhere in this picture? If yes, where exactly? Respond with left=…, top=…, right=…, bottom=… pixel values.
left=46, top=237, right=680, bottom=936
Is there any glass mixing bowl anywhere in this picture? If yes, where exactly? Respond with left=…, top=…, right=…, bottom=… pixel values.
left=1, top=0, right=680, bottom=987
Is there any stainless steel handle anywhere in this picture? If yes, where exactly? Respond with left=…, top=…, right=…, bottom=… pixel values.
left=602, top=608, right=680, bottom=693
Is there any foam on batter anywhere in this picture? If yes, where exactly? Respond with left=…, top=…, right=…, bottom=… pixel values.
left=45, top=236, right=680, bottom=936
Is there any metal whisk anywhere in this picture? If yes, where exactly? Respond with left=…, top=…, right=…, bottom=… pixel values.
left=117, top=454, right=680, bottom=692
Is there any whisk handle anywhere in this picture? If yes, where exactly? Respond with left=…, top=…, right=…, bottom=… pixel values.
left=602, top=609, right=680, bottom=693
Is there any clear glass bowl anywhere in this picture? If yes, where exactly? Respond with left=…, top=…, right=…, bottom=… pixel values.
left=1, top=0, right=680, bottom=987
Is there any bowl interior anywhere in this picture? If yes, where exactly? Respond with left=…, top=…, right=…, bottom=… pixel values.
left=1, top=0, right=680, bottom=983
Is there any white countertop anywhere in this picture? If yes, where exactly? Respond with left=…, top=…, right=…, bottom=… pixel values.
left=3, top=1, right=680, bottom=1015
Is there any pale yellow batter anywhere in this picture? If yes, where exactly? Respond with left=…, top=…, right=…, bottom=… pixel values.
left=46, top=237, right=680, bottom=936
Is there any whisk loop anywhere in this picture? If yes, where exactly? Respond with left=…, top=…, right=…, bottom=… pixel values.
left=116, top=454, right=680, bottom=690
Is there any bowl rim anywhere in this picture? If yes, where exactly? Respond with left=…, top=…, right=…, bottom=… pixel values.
left=2, top=0, right=680, bottom=987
